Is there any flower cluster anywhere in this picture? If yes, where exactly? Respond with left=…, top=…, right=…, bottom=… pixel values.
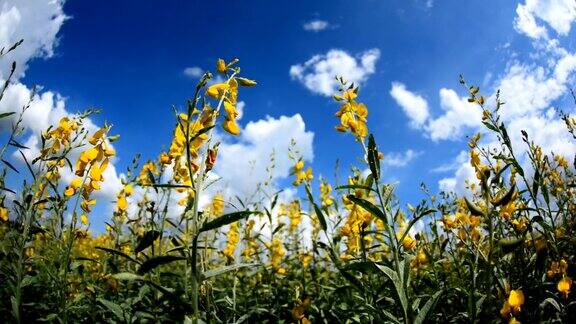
left=333, top=81, right=368, bottom=140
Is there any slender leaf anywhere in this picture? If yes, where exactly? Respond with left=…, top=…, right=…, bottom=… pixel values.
left=95, top=246, right=141, bottom=265
left=135, top=230, right=161, bottom=253
left=97, top=298, right=124, bottom=321
left=200, top=211, right=257, bottom=232
left=138, top=255, right=186, bottom=274
left=305, top=184, right=327, bottom=231
left=414, top=290, right=443, bottom=324
left=202, top=263, right=257, bottom=279
left=346, top=195, right=386, bottom=224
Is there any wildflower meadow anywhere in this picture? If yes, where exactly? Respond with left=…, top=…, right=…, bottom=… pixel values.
left=1, top=1, right=576, bottom=323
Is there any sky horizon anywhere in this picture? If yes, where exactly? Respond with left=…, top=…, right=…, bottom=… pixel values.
left=1, top=0, right=576, bottom=231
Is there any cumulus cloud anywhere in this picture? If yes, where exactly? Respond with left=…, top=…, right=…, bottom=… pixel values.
left=211, top=114, right=314, bottom=202
left=0, top=0, right=67, bottom=79
left=389, top=82, right=429, bottom=128
left=390, top=84, right=481, bottom=141
left=0, top=0, right=124, bottom=221
left=183, top=66, right=203, bottom=78
left=437, top=151, right=476, bottom=195
left=290, top=48, right=380, bottom=96
left=303, top=20, right=331, bottom=32
left=383, top=149, right=422, bottom=167
left=425, top=89, right=483, bottom=141
left=394, top=1, right=576, bottom=195
left=514, top=0, right=576, bottom=39
left=437, top=49, right=576, bottom=194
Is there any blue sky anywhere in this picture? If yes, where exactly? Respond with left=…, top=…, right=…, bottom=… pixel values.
left=2, top=0, right=576, bottom=229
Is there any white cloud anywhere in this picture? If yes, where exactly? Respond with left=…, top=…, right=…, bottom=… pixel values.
left=290, top=48, right=380, bottom=96
left=0, top=0, right=67, bottom=80
left=514, top=0, right=576, bottom=39
left=236, top=101, right=245, bottom=120
left=425, top=88, right=483, bottom=141
left=383, top=149, right=422, bottom=167
left=389, top=82, right=429, bottom=128
left=437, top=151, right=476, bottom=195
left=390, top=83, right=482, bottom=141
left=211, top=114, right=314, bottom=202
left=429, top=1, right=576, bottom=194
left=0, top=0, right=124, bottom=221
left=303, top=20, right=330, bottom=32
left=494, top=55, right=576, bottom=121
left=183, top=66, right=203, bottom=78
left=437, top=51, right=576, bottom=194
left=514, top=2, right=549, bottom=39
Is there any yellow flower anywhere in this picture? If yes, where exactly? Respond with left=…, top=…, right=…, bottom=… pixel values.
left=222, top=118, right=240, bottom=135
left=80, top=214, right=89, bottom=225
left=64, top=178, right=83, bottom=197
left=159, top=152, right=171, bottom=165
left=117, top=196, right=128, bottom=211
left=558, top=276, right=572, bottom=298
left=81, top=199, right=97, bottom=213
left=470, top=149, right=481, bottom=169
left=299, top=252, right=313, bottom=268
left=223, top=222, right=240, bottom=259
left=216, top=58, right=227, bottom=73
left=89, top=127, right=107, bottom=145
left=402, top=235, right=417, bottom=250
left=0, top=207, right=8, bottom=222
left=206, top=83, right=229, bottom=100
left=508, top=289, right=524, bottom=312
left=64, top=187, right=75, bottom=197
left=343, top=89, right=357, bottom=101
left=124, top=184, right=134, bottom=196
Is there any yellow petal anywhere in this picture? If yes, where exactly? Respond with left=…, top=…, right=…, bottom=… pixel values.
left=216, top=59, right=226, bottom=73
left=222, top=118, right=240, bottom=135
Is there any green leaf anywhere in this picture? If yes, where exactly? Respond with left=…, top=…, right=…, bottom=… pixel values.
left=532, top=169, right=540, bottom=198
left=135, top=230, right=161, bottom=253
left=305, top=184, right=327, bottom=231
left=376, top=264, right=408, bottom=317
left=202, top=263, right=257, bottom=279
left=11, top=296, right=19, bottom=323
left=113, top=272, right=144, bottom=281
left=200, top=211, right=258, bottom=232
left=511, top=160, right=524, bottom=177
left=95, top=246, right=141, bottom=265
left=346, top=195, right=386, bottom=224
left=149, top=183, right=192, bottom=189
left=189, top=125, right=215, bottom=143
left=1, top=159, right=19, bottom=174
left=540, top=297, right=562, bottom=312
left=367, top=134, right=380, bottom=180
left=498, top=236, right=525, bottom=254
left=138, top=255, right=186, bottom=274
left=0, top=111, right=15, bottom=119
left=97, top=298, right=124, bottom=321
left=236, top=77, right=257, bottom=87
left=464, top=197, right=484, bottom=216
left=491, top=185, right=516, bottom=206
left=413, top=290, right=442, bottom=324
left=341, top=261, right=379, bottom=274
left=334, top=184, right=375, bottom=192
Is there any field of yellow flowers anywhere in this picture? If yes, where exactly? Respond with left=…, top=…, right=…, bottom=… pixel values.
left=1, top=41, right=576, bottom=324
